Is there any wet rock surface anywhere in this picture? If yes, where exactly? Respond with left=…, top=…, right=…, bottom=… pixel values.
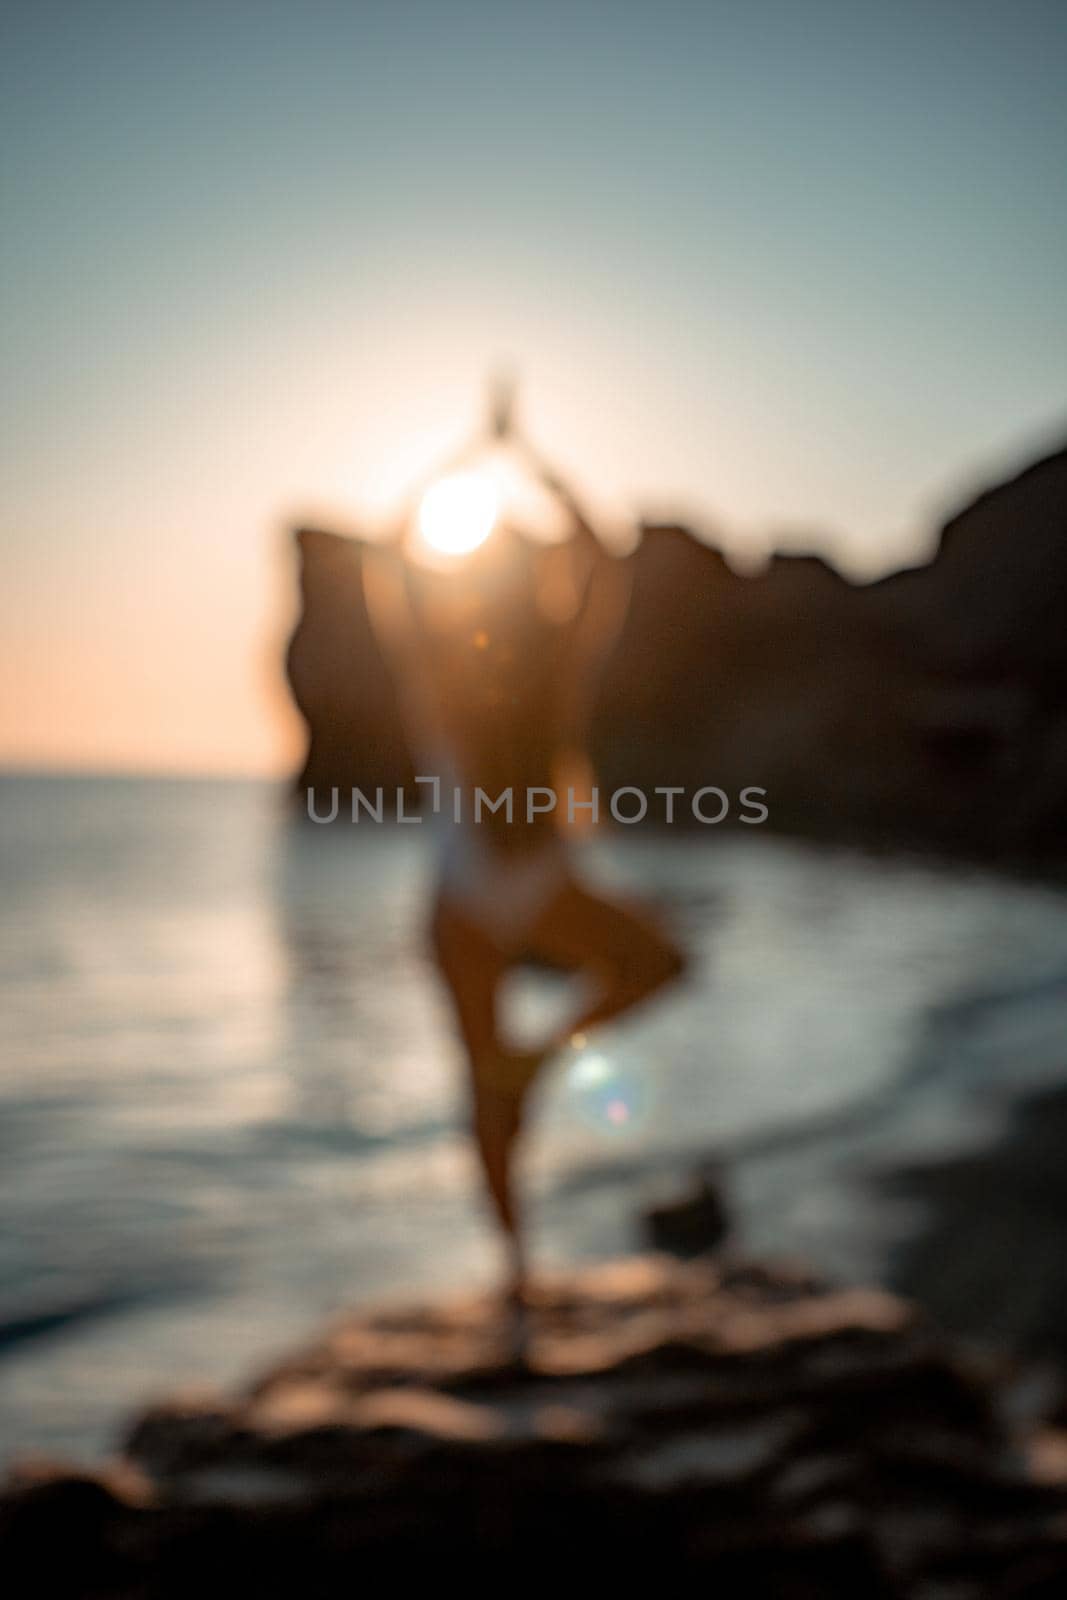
left=5, top=1256, right=1067, bottom=1593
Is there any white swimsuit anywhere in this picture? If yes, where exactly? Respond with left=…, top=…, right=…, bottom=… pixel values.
left=426, top=747, right=570, bottom=945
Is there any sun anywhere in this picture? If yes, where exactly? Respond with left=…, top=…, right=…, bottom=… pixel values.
left=417, top=472, right=498, bottom=557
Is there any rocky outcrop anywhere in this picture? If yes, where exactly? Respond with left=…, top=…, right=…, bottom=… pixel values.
left=6, top=1256, right=1067, bottom=1591
left=285, top=443, right=1067, bottom=861
left=286, top=528, right=414, bottom=802
left=882, top=445, right=1067, bottom=682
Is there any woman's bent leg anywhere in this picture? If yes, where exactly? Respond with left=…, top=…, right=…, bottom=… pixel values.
left=525, top=880, right=686, bottom=1042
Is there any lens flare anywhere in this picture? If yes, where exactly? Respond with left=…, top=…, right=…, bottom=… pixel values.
left=567, top=1049, right=650, bottom=1134
left=417, top=472, right=498, bottom=557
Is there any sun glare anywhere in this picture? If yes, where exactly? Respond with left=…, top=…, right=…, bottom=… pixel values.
left=417, top=472, right=498, bottom=557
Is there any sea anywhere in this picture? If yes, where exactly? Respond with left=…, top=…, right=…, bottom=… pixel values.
left=3, top=773, right=1067, bottom=1463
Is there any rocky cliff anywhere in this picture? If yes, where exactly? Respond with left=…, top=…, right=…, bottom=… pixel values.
left=286, top=444, right=1067, bottom=862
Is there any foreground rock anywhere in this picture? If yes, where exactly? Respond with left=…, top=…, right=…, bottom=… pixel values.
left=5, top=1257, right=1067, bottom=1592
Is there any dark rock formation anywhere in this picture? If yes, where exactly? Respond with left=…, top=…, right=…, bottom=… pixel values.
left=642, top=1167, right=731, bottom=1257
left=286, top=528, right=414, bottom=804
left=6, top=1256, right=1067, bottom=1591
left=285, top=444, right=1067, bottom=862
left=591, top=444, right=1067, bottom=858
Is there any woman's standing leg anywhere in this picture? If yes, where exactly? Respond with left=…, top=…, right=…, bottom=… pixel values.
left=429, top=898, right=542, bottom=1297
left=430, top=879, right=685, bottom=1299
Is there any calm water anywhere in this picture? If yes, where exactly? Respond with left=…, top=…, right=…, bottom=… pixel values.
left=3, top=774, right=1067, bottom=1463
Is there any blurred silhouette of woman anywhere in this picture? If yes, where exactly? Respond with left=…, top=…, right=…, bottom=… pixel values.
left=364, top=386, right=685, bottom=1310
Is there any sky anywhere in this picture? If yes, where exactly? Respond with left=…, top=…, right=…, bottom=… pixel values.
left=2, top=0, right=1065, bottom=775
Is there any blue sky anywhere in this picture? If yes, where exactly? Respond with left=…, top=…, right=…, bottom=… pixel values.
left=2, top=0, right=1065, bottom=771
